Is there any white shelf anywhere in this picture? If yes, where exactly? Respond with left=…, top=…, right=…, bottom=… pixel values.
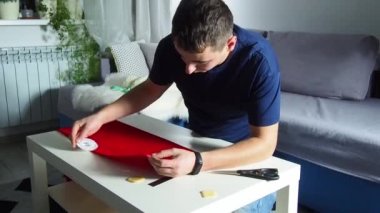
left=48, top=181, right=116, bottom=213
left=0, top=19, right=49, bottom=26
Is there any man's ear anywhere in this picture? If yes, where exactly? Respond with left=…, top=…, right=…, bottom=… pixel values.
left=227, top=35, right=237, bottom=52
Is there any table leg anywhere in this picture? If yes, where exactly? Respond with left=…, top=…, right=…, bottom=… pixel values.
left=29, top=151, right=49, bottom=213
left=276, top=180, right=299, bottom=213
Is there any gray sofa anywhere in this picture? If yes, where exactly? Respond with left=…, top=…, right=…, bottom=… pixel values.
left=58, top=31, right=380, bottom=212
left=267, top=31, right=380, bottom=213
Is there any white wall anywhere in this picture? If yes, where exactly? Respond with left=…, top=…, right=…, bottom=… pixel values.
left=0, top=24, right=59, bottom=48
left=171, top=0, right=380, bottom=37
left=3, top=1, right=379, bottom=46
left=225, top=0, right=380, bottom=36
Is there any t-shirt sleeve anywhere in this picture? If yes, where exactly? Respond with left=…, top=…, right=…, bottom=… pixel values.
left=248, top=53, right=281, bottom=126
left=148, top=38, right=175, bottom=86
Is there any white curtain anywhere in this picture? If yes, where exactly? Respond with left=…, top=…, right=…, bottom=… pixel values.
left=83, top=0, right=172, bottom=51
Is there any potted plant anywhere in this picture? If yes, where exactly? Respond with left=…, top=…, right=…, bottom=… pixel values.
left=44, top=0, right=100, bottom=84
left=0, top=0, right=20, bottom=20
left=36, top=0, right=55, bottom=19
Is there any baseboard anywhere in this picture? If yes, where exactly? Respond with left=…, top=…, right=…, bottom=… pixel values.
left=0, top=120, right=59, bottom=142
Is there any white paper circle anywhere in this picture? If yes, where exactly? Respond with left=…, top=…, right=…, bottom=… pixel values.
left=77, top=138, right=98, bottom=151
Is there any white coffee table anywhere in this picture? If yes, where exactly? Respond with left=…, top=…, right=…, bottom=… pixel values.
left=27, top=114, right=300, bottom=213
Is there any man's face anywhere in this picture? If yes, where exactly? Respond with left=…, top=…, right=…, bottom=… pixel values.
left=174, top=38, right=236, bottom=74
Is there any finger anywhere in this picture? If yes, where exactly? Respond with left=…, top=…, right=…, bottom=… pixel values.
left=72, top=121, right=91, bottom=148
left=147, top=155, right=156, bottom=165
left=148, top=155, right=166, bottom=167
left=151, top=165, right=175, bottom=177
left=148, top=157, right=164, bottom=173
left=152, top=148, right=177, bottom=159
left=148, top=157, right=177, bottom=175
left=158, top=168, right=175, bottom=177
left=149, top=157, right=175, bottom=168
left=71, top=121, right=83, bottom=148
left=77, top=125, right=89, bottom=141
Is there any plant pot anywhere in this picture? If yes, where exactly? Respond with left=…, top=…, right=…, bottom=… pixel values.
left=0, top=0, right=20, bottom=20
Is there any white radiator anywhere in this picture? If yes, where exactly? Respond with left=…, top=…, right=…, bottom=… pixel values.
left=0, top=46, right=71, bottom=128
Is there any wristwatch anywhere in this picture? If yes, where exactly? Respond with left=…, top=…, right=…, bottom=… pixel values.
left=190, top=151, right=203, bottom=175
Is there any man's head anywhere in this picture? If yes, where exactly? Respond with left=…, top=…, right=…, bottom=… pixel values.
left=172, top=0, right=233, bottom=52
left=172, top=0, right=237, bottom=74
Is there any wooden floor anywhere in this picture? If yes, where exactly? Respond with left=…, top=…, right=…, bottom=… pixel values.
left=0, top=136, right=30, bottom=185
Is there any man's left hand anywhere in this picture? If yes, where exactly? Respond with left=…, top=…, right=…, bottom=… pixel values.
left=148, top=148, right=196, bottom=177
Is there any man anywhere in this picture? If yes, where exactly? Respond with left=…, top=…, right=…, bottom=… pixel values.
left=71, top=0, right=280, bottom=212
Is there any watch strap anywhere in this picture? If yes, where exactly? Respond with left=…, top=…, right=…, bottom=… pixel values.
left=190, top=151, right=203, bottom=175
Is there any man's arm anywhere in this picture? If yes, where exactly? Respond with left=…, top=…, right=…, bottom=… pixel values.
left=96, top=79, right=170, bottom=123
left=201, top=123, right=278, bottom=171
left=71, top=79, right=170, bottom=147
left=148, top=123, right=278, bottom=176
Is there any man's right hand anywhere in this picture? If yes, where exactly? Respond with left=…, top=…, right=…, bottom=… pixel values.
left=71, top=113, right=104, bottom=149
left=69, top=79, right=169, bottom=149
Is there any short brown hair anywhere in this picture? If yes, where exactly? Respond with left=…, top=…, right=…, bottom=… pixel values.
left=172, top=0, right=233, bottom=53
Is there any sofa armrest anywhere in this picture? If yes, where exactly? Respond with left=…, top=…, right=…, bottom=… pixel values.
left=100, top=49, right=119, bottom=81
left=371, top=70, right=380, bottom=98
left=100, top=57, right=111, bottom=81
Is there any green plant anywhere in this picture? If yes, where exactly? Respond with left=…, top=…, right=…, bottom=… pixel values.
left=48, top=0, right=100, bottom=84
left=0, top=0, right=18, bottom=3
left=36, top=0, right=48, bottom=13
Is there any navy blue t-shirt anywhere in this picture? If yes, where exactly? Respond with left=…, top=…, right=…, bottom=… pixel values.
left=149, top=25, right=280, bottom=143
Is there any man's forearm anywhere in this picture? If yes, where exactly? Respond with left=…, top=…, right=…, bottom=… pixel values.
left=200, top=123, right=278, bottom=171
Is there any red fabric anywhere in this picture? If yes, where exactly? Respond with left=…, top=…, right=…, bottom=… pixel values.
left=58, top=121, right=189, bottom=171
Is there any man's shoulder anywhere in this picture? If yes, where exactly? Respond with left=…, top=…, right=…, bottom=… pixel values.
left=234, top=25, right=277, bottom=63
left=234, top=25, right=267, bottom=44
left=158, top=35, right=174, bottom=49
left=233, top=26, right=279, bottom=76
left=156, top=34, right=178, bottom=57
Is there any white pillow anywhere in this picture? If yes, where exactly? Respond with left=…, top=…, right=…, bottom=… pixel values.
left=110, top=41, right=149, bottom=77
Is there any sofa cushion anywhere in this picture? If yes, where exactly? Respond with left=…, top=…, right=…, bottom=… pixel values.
left=269, top=31, right=379, bottom=100
left=110, top=41, right=149, bottom=76
left=278, top=92, right=380, bottom=183
left=375, top=54, right=380, bottom=71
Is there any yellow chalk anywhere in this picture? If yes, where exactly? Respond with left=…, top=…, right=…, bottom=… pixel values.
left=126, top=176, right=145, bottom=183
left=200, top=190, right=217, bottom=198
